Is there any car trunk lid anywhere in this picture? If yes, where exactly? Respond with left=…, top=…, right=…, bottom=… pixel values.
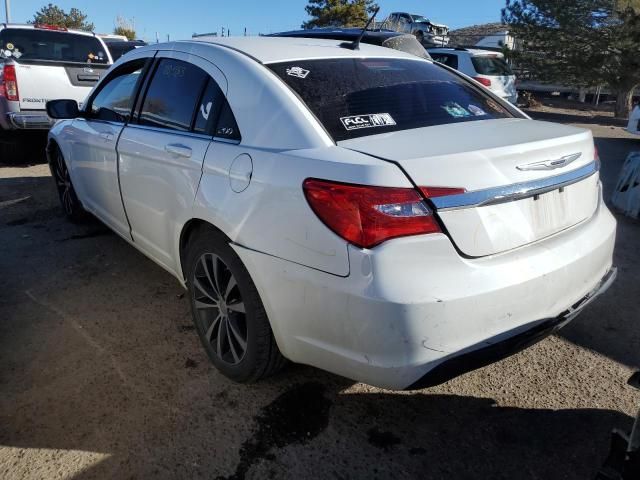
left=339, top=118, right=600, bottom=257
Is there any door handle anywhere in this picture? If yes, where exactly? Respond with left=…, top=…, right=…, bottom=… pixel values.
left=164, top=144, right=192, bottom=158
left=100, top=132, right=115, bottom=141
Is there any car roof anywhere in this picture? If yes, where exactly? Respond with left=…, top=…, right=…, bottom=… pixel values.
left=1, top=23, right=96, bottom=37
left=186, top=36, right=421, bottom=63
left=267, top=28, right=404, bottom=43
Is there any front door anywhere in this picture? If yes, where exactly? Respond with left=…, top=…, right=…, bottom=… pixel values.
left=68, top=57, right=150, bottom=236
left=117, top=52, right=228, bottom=273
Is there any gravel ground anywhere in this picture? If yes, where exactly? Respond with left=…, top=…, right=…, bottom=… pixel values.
left=0, top=109, right=639, bottom=480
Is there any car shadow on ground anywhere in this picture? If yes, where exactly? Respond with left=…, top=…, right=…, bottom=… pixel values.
left=0, top=357, right=634, bottom=480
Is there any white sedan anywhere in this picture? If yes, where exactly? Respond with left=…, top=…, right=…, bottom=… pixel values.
left=45, top=37, right=617, bottom=390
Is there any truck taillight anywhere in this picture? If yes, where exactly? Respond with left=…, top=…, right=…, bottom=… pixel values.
left=474, top=77, right=492, bottom=87
left=303, top=179, right=442, bottom=249
left=2, top=65, right=19, bottom=102
left=34, top=23, right=68, bottom=31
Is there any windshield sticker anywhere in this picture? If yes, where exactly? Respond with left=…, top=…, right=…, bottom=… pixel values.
left=6, top=42, right=14, bottom=50
left=286, top=66, right=310, bottom=79
left=340, top=113, right=396, bottom=131
left=468, top=104, right=487, bottom=116
left=3, top=50, right=12, bottom=58
left=442, top=102, right=471, bottom=118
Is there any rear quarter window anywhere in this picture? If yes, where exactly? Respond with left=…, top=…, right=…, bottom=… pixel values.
left=268, top=58, right=514, bottom=142
left=431, top=53, right=459, bottom=69
left=471, top=56, right=513, bottom=76
left=0, top=28, right=108, bottom=64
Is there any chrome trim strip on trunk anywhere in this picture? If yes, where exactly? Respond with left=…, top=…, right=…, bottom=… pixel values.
left=432, top=160, right=599, bottom=211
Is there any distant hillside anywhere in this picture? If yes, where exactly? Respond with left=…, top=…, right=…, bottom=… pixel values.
left=449, top=23, right=508, bottom=47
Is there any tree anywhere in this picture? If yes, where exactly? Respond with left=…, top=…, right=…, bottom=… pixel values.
left=302, top=0, right=379, bottom=29
left=30, top=3, right=94, bottom=31
left=502, top=0, right=640, bottom=117
left=114, top=15, right=136, bottom=40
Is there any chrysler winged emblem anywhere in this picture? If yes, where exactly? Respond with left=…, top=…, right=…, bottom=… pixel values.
left=517, top=153, right=582, bottom=171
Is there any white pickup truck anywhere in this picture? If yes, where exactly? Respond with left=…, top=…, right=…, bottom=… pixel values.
left=0, top=23, right=112, bottom=132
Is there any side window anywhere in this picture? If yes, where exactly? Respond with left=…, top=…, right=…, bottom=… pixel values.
left=89, top=59, right=146, bottom=122
left=193, top=78, right=241, bottom=141
left=139, top=58, right=208, bottom=131
left=433, top=54, right=459, bottom=70
left=215, top=102, right=241, bottom=141
left=193, top=79, right=224, bottom=134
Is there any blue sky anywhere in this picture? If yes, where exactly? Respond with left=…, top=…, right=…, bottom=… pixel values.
left=7, top=1, right=506, bottom=42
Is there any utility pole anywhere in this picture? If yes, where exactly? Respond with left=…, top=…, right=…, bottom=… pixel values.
left=155, top=31, right=159, bottom=43
left=4, top=0, right=10, bottom=23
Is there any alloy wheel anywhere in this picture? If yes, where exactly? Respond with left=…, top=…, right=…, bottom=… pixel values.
left=192, top=253, right=248, bottom=365
left=53, top=150, right=74, bottom=215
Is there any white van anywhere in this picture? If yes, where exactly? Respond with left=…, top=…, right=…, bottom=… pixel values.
left=0, top=23, right=112, bottom=131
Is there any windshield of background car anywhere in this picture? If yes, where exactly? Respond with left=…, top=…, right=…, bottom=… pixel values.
left=471, top=56, right=513, bottom=76
left=0, top=28, right=108, bottom=64
left=268, top=58, right=514, bottom=142
left=411, top=15, right=430, bottom=23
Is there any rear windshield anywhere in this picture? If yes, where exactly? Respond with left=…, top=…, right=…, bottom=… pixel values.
left=105, top=42, right=137, bottom=61
left=0, top=28, right=108, bottom=64
left=471, top=56, right=513, bottom=76
left=268, top=58, right=514, bottom=142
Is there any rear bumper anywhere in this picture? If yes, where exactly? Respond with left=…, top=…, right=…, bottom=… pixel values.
left=409, top=266, right=617, bottom=389
left=234, top=199, right=617, bottom=390
left=5, top=112, right=55, bottom=130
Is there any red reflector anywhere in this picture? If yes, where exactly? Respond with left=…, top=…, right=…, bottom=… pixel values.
left=419, top=187, right=466, bottom=198
left=2, top=65, right=19, bottom=102
left=303, top=179, right=441, bottom=249
left=34, top=23, right=68, bottom=31
left=474, top=77, right=492, bottom=87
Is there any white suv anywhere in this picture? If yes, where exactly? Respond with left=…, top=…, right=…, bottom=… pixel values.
left=429, top=47, right=518, bottom=104
left=0, top=23, right=112, bottom=131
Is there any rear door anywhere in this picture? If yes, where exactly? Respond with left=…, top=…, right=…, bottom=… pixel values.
left=117, top=52, right=228, bottom=272
left=0, top=27, right=110, bottom=109
left=68, top=55, right=151, bottom=236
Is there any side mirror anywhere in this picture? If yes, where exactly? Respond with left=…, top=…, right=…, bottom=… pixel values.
left=46, top=99, right=80, bottom=120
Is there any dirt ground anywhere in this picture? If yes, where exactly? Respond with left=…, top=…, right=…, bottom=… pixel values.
left=1, top=108, right=639, bottom=479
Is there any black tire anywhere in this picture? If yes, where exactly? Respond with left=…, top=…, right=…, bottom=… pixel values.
left=185, top=227, right=286, bottom=382
left=49, top=144, right=90, bottom=223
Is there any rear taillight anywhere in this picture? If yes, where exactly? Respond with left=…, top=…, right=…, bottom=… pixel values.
left=34, top=24, right=68, bottom=31
left=303, top=179, right=442, bottom=249
left=474, top=77, right=492, bottom=87
left=2, top=65, right=19, bottom=102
